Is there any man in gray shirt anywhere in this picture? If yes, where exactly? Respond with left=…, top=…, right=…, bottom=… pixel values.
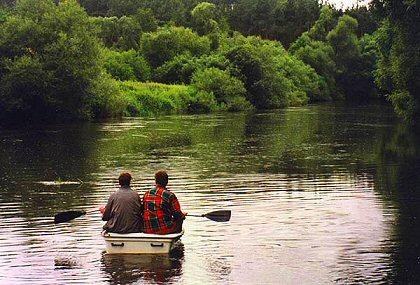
left=101, top=172, right=143, bottom=233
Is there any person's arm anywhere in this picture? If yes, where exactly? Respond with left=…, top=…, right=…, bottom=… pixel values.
left=170, top=194, right=186, bottom=220
left=102, top=194, right=114, bottom=221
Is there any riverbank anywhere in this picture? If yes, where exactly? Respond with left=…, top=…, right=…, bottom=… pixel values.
left=0, top=1, right=377, bottom=124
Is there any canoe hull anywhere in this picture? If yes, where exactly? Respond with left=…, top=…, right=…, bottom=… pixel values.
left=102, top=230, right=183, bottom=254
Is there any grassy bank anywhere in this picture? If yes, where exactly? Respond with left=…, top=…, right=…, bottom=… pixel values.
left=118, top=81, right=219, bottom=116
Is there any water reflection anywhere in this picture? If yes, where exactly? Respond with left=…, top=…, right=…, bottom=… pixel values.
left=101, top=243, right=184, bottom=284
left=374, top=124, right=420, bottom=284
left=0, top=104, right=419, bottom=284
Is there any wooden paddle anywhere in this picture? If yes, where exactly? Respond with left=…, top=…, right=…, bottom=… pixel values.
left=54, top=209, right=231, bottom=224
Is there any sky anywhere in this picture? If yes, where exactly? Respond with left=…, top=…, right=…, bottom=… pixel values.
left=324, top=0, right=370, bottom=9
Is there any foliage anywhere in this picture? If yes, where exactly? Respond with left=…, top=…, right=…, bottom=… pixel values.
left=373, top=19, right=393, bottom=95
left=118, top=81, right=217, bottom=115
left=345, top=6, right=379, bottom=37
left=141, top=26, right=211, bottom=68
left=154, top=52, right=228, bottom=84
left=91, top=16, right=142, bottom=50
left=224, top=35, right=320, bottom=108
left=136, top=0, right=201, bottom=26
left=79, top=0, right=109, bottom=16
left=229, top=0, right=321, bottom=47
left=0, top=0, right=413, bottom=123
left=191, top=67, right=252, bottom=111
left=108, top=0, right=142, bottom=16
left=307, top=5, right=337, bottom=42
left=103, top=49, right=151, bottom=81
left=191, top=2, right=218, bottom=35
left=0, top=6, right=8, bottom=23
left=373, top=0, right=420, bottom=123
left=85, top=73, right=126, bottom=118
left=326, top=15, right=364, bottom=99
left=289, top=33, right=337, bottom=100
left=0, top=0, right=120, bottom=122
left=133, top=8, right=158, bottom=32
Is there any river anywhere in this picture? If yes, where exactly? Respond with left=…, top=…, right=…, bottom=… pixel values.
left=0, top=103, right=419, bottom=284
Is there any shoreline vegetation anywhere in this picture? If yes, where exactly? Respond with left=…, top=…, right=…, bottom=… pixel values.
left=0, top=0, right=418, bottom=124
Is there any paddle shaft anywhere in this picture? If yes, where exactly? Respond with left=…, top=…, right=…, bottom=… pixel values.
left=55, top=209, right=230, bottom=224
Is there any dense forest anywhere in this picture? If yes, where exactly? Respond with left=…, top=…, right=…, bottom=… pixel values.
left=0, top=0, right=418, bottom=124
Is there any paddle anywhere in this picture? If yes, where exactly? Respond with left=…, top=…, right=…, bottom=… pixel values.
left=54, top=209, right=97, bottom=224
left=54, top=209, right=231, bottom=224
left=188, top=210, right=231, bottom=222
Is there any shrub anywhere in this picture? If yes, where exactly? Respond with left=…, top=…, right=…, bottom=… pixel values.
left=154, top=53, right=228, bottom=84
left=141, top=26, right=211, bottom=68
left=191, top=67, right=252, bottom=111
left=103, top=49, right=151, bottom=81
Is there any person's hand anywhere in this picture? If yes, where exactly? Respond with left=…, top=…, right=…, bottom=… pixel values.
left=99, top=205, right=106, bottom=214
left=182, top=211, right=188, bottom=219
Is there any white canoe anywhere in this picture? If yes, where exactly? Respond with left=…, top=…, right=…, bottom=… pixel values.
left=102, top=230, right=184, bottom=254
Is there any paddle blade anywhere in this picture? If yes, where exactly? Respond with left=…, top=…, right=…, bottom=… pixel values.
left=54, top=210, right=86, bottom=224
left=203, top=210, right=231, bottom=222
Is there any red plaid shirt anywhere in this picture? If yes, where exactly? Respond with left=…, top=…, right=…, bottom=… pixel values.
left=142, top=186, right=184, bottom=234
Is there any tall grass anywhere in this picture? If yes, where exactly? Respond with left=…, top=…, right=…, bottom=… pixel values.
left=119, top=81, right=218, bottom=116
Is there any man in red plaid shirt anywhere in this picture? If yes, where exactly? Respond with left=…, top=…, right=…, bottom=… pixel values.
left=143, top=170, right=186, bottom=234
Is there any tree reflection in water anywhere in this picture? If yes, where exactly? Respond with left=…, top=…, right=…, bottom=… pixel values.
left=375, top=124, right=420, bottom=284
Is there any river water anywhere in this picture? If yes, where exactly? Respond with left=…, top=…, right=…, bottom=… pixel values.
left=0, top=104, right=419, bottom=284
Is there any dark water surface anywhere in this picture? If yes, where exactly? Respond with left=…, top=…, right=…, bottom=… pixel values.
left=0, top=104, right=419, bottom=284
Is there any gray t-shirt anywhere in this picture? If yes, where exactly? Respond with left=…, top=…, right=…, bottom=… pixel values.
left=102, top=186, right=143, bottom=233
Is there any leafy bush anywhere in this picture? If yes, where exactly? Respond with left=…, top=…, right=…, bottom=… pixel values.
left=191, top=67, right=252, bottom=111
left=154, top=53, right=228, bottom=84
left=141, top=26, right=211, bottom=68
left=103, top=49, right=151, bottom=81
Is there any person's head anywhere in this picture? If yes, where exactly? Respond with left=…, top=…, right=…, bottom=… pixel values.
left=119, top=172, right=132, bottom=187
left=155, top=170, right=168, bottom=187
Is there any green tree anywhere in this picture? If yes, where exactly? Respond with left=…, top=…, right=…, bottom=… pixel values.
left=373, top=19, right=393, bottom=96
left=191, top=67, right=250, bottom=111
left=91, top=16, right=142, bottom=50
left=229, top=0, right=320, bottom=47
left=307, top=5, right=337, bottom=41
left=133, top=8, right=158, bottom=32
left=79, top=0, right=109, bottom=16
left=191, top=2, right=219, bottom=35
left=224, top=35, right=315, bottom=108
left=290, top=33, right=338, bottom=100
left=345, top=6, right=379, bottom=37
left=373, top=0, right=419, bottom=123
left=0, top=0, right=120, bottom=121
left=108, top=0, right=141, bottom=16
left=137, top=0, right=200, bottom=26
left=141, top=26, right=211, bottom=68
left=103, top=49, right=151, bottom=81
left=326, top=15, right=362, bottom=99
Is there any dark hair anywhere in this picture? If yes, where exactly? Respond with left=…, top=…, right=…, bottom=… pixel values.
left=119, top=172, right=132, bottom=187
left=155, top=170, right=168, bottom=187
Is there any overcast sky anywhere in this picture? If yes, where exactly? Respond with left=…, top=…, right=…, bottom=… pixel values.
left=324, top=0, right=370, bottom=9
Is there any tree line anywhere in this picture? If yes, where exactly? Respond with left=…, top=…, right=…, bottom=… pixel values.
left=0, top=0, right=418, bottom=124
